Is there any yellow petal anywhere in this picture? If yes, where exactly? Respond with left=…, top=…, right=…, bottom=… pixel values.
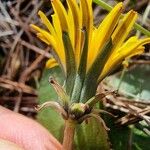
left=99, top=37, right=150, bottom=80
left=46, top=58, right=58, bottom=68
left=30, top=24, right=44, bottom=33
left=31, top=24, right=56, bottom=47
left=80, top=0, right=93, bottom=44
left=87, top=2, right=123, bottom=70
left=31, top=24, right=66, bottom=72
left=51, top=0, right=69, bottom=31
left=51, top=14, right=62, bottom=37
left=67, top=0, right=82, bottom=67
left=67, top=6, right=75, bottom=48
left=35, top=28, right=57, bottom=48
left=51, top=14, right=66, bottom=71
left=80, top=0, right=93, bottom=72
left=51, top=0, right=74, bottom=53
left=80, top=0, right=93, bottom=32
left=37, top=33, right=50, bottom=45
left=112, top=10, right=138, bottom=50
left=96, top=2, right=123, bottom=50
left=38, top=11, right=56, bottom=36
left=126, top=46, right=144, bottom=58
left=87, top=27, right=97, bottom=70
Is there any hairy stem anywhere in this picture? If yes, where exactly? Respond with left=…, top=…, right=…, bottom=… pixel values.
left=62, top=120, right=76, bottom=150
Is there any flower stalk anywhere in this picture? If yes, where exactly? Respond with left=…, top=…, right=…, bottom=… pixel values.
left=63, top=119, right=76, bottom=150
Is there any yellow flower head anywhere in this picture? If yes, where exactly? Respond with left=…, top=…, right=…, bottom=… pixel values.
left=31, top=0, right=150, bottom=102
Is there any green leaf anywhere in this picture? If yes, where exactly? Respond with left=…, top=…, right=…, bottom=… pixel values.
left=63, top=32, right=76, bottom=97
left=105, top=116, right=131, bottom=150
left=80, top=38, right=113, bottom=103
left=106, top=64, right=150, bottom=100
left=37, top=67, right=65, bottom=141
left=106, top=117, right=150, bottom=150
left=71, top=29, right=88, bottom=103
left=74, top=118, right=110, bottom=150
left=132, top=125, right=150, bottom=150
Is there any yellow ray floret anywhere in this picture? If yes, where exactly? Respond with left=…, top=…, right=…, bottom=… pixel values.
left=31, top=1, right=150, bottom=83
left=46, top=58, right=58, bottom=68
left=38, top=11, right=56, bottom=36
left=87, top=3, right=123, bottom=70
left=30, top=24, right=66, bottom=71
left=112, top=10, right=138, bottom=50
left=99, top=37, right=150, bottom=80
left=80, top=0, right=93, bottom=42
left=51, top=0, right=69, bottom=32
left=67, top=0, right=82, bottom=67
